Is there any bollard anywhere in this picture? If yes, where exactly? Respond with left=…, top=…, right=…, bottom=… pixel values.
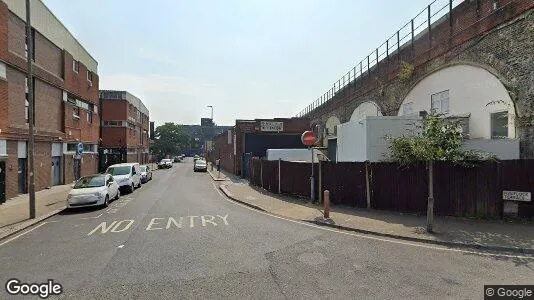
left=323, top=190, right=330, bottom=219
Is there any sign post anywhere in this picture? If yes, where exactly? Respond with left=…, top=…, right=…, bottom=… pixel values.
left=301, top=131, right=317, bottom=202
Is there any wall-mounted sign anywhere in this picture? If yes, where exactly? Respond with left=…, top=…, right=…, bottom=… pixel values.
left=260, top=121, right=283, bottom=132
left=503, top=191, right=531, bottom=202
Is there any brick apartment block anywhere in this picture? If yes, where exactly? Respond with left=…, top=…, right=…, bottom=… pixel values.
left=0, top=0, right=100, bottom=203
left=99, top=90, right=150, bottom=169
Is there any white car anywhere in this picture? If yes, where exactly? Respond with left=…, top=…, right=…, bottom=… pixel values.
left=66, top=174, right=119, bottom=208
left=193, top=159, right=207, bottom=172
left=106, top=163, right=141, bottom=193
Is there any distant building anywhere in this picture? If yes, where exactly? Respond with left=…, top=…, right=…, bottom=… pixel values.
left=0, top=0, right=100, bottom=202
left=181, top=118, right=231, bottom=156
left=99, top=90, right=150, bottom=169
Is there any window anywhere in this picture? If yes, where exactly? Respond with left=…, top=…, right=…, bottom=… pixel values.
left=491, top=111, right=508, bottom=139
left=402, top=102, right=413, bottom=116
left=25, top=99, right=29, bottom=123
left=0, top=62, right=6, bottom=80
left=72, top=60, right=79, bottom=73
left=73, top=106, right=80, bottom=119
left=67, top=143, right=77, bottom=152
left=87, top=111, right=92, bottom=124
left=430, top=90, right=449, bottom=114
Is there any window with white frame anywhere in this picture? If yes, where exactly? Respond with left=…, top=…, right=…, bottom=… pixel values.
left=430, top=90, right=449, bottom=114
left=73, top=106, right=80, bottom=119
left=491, top=111, right=508, bottom=139
left=87, top=111, right=92, bottom=124
left=87, top=70, right=92, bottom=83
left=72, top=60, right=79, bottom=73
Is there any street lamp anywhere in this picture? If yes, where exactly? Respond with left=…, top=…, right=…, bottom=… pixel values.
left=206, top=105, right=213, bottom=120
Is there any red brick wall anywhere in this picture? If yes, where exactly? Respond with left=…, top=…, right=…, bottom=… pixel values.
left=102, top=99, right=127, bottom=120
left=63, top=102, right=99, bottom=144
left=6, top=67, right=25, bottom=127
left=63, top=153, right=98, bottom=184
left=63, top=51, right=98, bottom=105
left=101, top=127, right=127, bottom=148
left=35, top=78, right=62, bottom=134
left=7, top=12, right=24, bottom=59
left=34, top=30, right=62, bottom=78
left=0, top=1, right=8, bottom=62
left=0, top=79, right=7, bottom=132
left=214, top=131, right=234, bottom=173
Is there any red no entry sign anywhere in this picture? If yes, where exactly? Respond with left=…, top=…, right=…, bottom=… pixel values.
left=301, top=131, right=316, bottom=146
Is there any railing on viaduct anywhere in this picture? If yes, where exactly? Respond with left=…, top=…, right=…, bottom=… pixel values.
left=295, top=0, right=525, bottom=118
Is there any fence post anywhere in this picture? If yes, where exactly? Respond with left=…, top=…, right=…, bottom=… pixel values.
left=319, top=160, right=323, bottom=204
left=365, top=161, right=371, bottom=209
left=260, top=159, right=264, bottom=190
left=278, top=158, right=281, bottom=194
left=427, top=5, right=432, bottom=51
left=427, top=160, right=435, bottom=232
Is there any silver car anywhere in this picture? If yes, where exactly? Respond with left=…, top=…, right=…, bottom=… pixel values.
left=193, top=159, right=207, bottom=172
left=66, top=174, right=120, bottom=209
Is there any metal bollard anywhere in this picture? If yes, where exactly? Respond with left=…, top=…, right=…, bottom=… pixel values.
left=324, top=190, right=330, bottom=219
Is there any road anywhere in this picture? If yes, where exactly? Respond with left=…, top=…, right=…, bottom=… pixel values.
left=0, top=158, right=532, bottom=299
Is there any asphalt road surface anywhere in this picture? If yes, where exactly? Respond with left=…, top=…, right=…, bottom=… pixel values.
left=0, top=158, right=532, bottom=299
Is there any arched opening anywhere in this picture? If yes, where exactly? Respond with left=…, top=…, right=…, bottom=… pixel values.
left=350, top=101, right=383, bottom=121
left=398, top=64, right=515, bottom=139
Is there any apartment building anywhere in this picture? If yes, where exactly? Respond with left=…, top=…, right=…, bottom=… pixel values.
left=99, top=90, right=150, bottom=169
left=0, top=0, right=100, bottom=203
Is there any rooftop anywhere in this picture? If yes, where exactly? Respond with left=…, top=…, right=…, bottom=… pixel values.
left=99, top=90, right=149, bottom=117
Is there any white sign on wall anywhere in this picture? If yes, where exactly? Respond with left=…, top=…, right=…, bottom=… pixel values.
left=260, top=121, right=283, bottom=132
left=503, top=191, right=531, bottom=202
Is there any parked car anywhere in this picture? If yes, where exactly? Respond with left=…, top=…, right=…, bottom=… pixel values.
left=66, top=174, right=119, bottom=209
left=140, top=165, right=153, bottom=183
left=193, top=159, right=207, bottom=172
left=105, top=163, right=141, bottom=193
left=173, top=156, right=182, bottom=163
left=193, top=155, right=200, bottom=162
left=158, top=159, right=173, bottom=169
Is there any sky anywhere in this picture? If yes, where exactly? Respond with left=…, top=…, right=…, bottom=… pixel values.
left=42, top=0, right=431, bottom=126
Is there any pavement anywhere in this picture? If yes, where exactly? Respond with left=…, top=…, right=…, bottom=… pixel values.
left=215, top=170, right=534, bottom=254
left=0, top=158, right=532, bottom=299
left=0, top=184, right=71, bottom=239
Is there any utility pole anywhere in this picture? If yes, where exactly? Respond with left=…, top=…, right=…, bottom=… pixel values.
left=25, top=0, right=36, bottom=219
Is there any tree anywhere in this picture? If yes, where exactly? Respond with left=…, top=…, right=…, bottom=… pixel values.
left=387, top=114, right=486, bottom=232
left=151, top=123, right=190, bottom=160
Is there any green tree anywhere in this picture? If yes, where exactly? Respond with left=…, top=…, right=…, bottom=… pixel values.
left=151, top=123, right=190, bottom=159
left=387, top=114, right=486, bottom=232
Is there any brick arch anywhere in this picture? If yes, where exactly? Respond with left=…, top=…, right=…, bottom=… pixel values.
left=398, top=60, right=518, bottom=110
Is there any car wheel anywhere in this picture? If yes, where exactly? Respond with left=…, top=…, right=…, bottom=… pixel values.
left=138, top=181, right=142, bottom=188
left=115, top=189, right=120, bottom=200
left=102, top=195, right=109, bottom=208
left=130, top=184, right=134, bottom=193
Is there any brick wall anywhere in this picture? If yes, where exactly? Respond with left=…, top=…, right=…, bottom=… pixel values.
left=6, top=67, right=25, bottom=127
left=101, top=127, right=127, bottom=148
left=0, top=1, right=8, bottom=63
left=63, top=51, right=98, bottom=104
left=101, top=99, right=127, bottom=120
left=64, top=102, right=99, bottom=144
left=0, top=79, right=7, bottom=131
left=214, top=132, right=234, bottom=173
left=34, top=30, right=62, bottom=78
left=7, top=12, right=24, bottom=59
left=35, top=78, right=62, bottom=134
left=305, top=0, right=534, bottom=157
left=63, top=153, right=98, bottom=184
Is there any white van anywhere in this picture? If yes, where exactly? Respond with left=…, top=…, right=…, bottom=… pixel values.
left=266, top=149, right=329, bottom=163
left=105, top=163, right=141, bottom=193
